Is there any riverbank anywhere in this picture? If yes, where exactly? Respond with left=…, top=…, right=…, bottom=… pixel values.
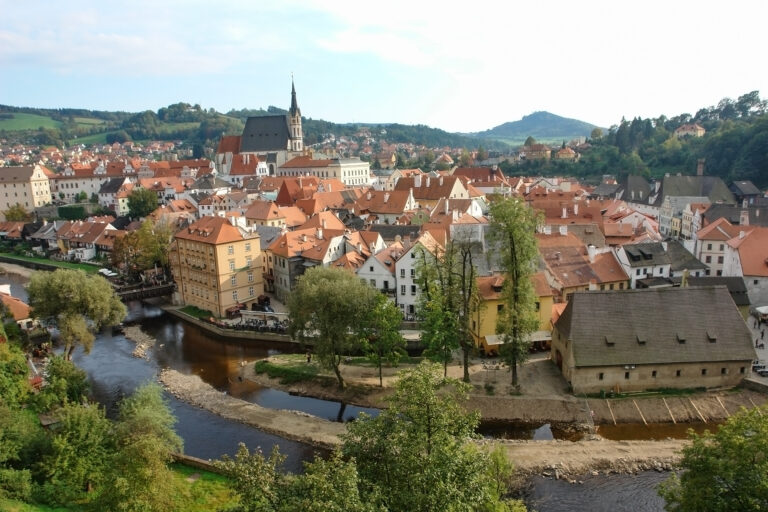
left=159, top=369, right=345, bottom=450
left=159, top=365, right=688, bottom=478
left=0, top=262, right=34, bottom=279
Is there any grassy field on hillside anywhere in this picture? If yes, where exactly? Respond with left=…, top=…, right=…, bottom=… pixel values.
left=72, top=117, right=104, bottom=126
left=0, top=113, right=62, bottom=131
left=70, top=132, right=111, bottom=145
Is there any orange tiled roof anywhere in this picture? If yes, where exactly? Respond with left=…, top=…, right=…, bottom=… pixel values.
left=174, top=216, right=248, bottom=245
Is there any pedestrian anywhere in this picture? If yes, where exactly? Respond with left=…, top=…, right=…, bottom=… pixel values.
left=757, top=339, right=760, bottom=348
left=306, top=350, right=312, bottom=364
left=762, top=330, right=765, bottom=340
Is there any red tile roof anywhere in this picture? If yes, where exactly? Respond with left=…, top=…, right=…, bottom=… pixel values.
left=174, top=216, right=248, bottom=245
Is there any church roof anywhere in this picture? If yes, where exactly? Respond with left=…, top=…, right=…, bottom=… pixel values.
left=240, top=115, right=291, bottom=153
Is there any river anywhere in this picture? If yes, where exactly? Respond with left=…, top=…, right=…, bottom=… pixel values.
left=2, top=271, right=672, bottom=509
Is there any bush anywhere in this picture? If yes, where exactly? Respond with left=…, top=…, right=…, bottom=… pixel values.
left=57, top=205, right=87, bottom=220
left=0, top=469, right=32, bottom=501
left=253, top=360, right=320, bottom=384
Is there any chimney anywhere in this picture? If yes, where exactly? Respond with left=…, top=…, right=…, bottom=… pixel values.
left=559, top=225, right=567, bottom=236
left=322, top=218, right=327, bottom=229
left=316, top=228, right=323, bottom=240
left=367, top=191, right=372, bottom=200
left=415, top=175, right=422, bottom=188
left=439, top=176, right=443, bottom=186
left=384, top=192, right=390, bottom=203
left=554, top=251, right=561, bottom=261
left=697, top=158, right=705, bottom=176
left=562, top=207, right=567, bottom=219
left=739, top=230, right=745, bottom=239
left=426, top=176, right=431, bottom=187
left=357, top=242, right=363, bottom=253
left=740, top=209, right=749, bottom=226
left=302, top=234, right=307, bottom=242
left=444, top=199, right=449, bottom=215
left=587, top=244, right=596, bottom=263
left=574, top=203, right=579, bottom=215
left=229, top=216, right=236, bottom=226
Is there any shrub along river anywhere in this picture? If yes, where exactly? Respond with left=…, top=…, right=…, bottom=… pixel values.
left=3, top=271, right=676, bottom=510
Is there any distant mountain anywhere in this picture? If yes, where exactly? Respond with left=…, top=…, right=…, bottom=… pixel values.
left=473, top=111, right=598, bottom=144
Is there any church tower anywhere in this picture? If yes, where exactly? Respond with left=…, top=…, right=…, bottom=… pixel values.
left=289, top=78, right=304, bottom=152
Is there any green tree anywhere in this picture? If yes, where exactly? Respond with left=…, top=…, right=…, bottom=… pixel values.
left=659, top=405, right=768, bottom=511
left=38, top=402, right=113, bottom=505
left=363, top=294, right=406, bottom=387
left=343, top=361, right=518, bottom=512
left=95, top=383, right=183, bottom=512
left=2, top=204, right=33, bottom=222
left=416, top=238, right=479, bottom=382
left=127, top=187, right=159, bottom=219
left=488, top=198, right=540, bottom=387
left=215, top=444, right=288, bottom=512
left=89, top=192, right=99, bottom=204
left=288, top=267, right=380, bottom=389
left=135, top=218, right=175, bottom=274
left=30, top=355, right=89, bottom=412
left=283, top=451, right=373, bottom=512
left=590, top=127, right=603, bottom=140
left=27, top=269, right=126, bottom=359
left=523, top=136, right=537, bottom=147
left=477, top=145, right=489, bottom=162
left=0, top=338, right=29, bottom=408
left=75, top=191, right=88, bottom=203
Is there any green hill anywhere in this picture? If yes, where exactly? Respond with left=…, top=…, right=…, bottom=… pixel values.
left=0, top=112, right=62, bottom=131
left=473, top=111, right=598, bottom=145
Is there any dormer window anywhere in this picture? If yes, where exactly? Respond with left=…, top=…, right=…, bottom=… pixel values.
left=677, top=334, right=686, bottom=344
left=604, top=335, right=614, bottom=346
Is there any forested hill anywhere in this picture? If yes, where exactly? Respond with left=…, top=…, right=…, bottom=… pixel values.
left=473, top=111, right=598, bottom=144
left=0, top=102, right=508, bottom=151
left=501, top=91, right=768, bottom=189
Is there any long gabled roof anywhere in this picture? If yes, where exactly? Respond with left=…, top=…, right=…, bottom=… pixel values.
left=556, top=287, right=755, bottom=367
left=240, top=115, right=291, bottom=153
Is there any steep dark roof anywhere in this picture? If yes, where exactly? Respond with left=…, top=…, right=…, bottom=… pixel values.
left=730, top=180, right=761, bottom=196
left=555, top=287, right=755, bottom=367
left=240, top=115, right=291, bottom=153
left=703, top=204, right=768, bottom=227
left=591, top=182, right=620, bottom=198
left=99, top=177, right=126, bottom=195
left=665, top=240, right=708, bottom=272
left=657, top=175, right=735, bottom=206
left=369, top=224, right=422, bottom=242
left=671, top=276, right=750, bottom=306
left=623, top=242, right=671, bottom=267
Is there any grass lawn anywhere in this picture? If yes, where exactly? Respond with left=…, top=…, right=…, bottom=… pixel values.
left=0, top=500, right=71, bottom=511
left=0, top=464, right=236, bottom=512
left=69, top=132, right=110, bottom=145
left=0, top=113, right=61, bottom=131
left=0, top=253, right=100, bottom=274
left=254, top=356, right=321, bottom=384
left=72, top=117, right=104, bottom=126
left=180, top=305, right=216, bottom=319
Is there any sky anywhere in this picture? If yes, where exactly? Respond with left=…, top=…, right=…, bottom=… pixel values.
left=1, top=0, right=766, bottom=133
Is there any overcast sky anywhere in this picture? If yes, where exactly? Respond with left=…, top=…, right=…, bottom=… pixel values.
left=1, top=0, right=766, bottom=133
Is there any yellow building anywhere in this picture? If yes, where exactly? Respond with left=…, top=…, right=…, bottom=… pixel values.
left=170, top=216, right=264, bottom=317
left=0, top=164, right=52, bottom=220
left=470, top=273, right=555, bottom=356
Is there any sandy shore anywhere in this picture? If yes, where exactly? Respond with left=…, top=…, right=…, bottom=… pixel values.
left=159, top=369, right=346, bottom=450
left=0, top=262, right=34, bottom=279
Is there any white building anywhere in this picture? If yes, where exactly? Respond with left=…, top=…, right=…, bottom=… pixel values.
left=393, top=232, right=442, bottom=317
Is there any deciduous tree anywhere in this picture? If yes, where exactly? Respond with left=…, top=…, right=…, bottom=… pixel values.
left=659, top=405, right=768, bottom=511
left=27, top=269, right=126, bottom=359
left=488, top=198, right=540, bottom=387
left=2, top=204, right=33, bottom=222
left=343, top=362, right=520, bottom=511
left=363, top=294, right=406, bottom=387
left=127, top=187, right=159, bottom=219
left=288, top=267, right=380, bottom=389
left=95, top=383, right=183, bottom=512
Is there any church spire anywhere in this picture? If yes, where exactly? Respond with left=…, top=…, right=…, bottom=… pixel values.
left=290, top=76, right=300, bottom=117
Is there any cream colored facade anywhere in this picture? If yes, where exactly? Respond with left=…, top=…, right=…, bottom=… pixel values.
left=170, top=220, right=264, bottom=317
left=0, top=164, right=52, bottom=220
